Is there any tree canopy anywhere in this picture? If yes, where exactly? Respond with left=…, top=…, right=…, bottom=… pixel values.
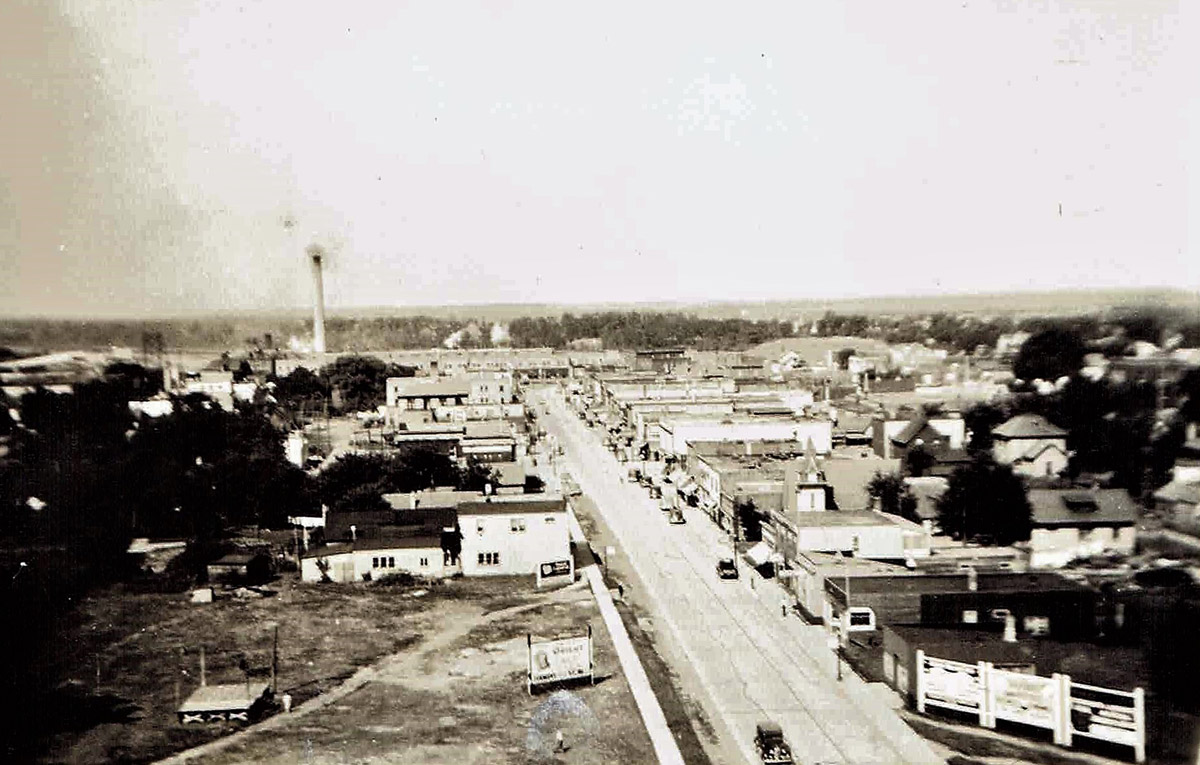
left=1013, top=328, right=1086, bottom=382
left=936, top=455, right=1032, bottom=545
left=866, top=472, right=919, bottom=522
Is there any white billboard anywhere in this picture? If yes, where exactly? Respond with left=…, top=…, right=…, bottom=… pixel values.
left=919, top=655, right=984, bottom=716
left=528, top=628, right=593, bottom=691
left=991, top=669, right=1057, bottom=730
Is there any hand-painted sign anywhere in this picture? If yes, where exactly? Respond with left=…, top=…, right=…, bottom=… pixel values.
left=921, top=655, right=983, bottom=714
left=528, top=630, right=593, bottom=689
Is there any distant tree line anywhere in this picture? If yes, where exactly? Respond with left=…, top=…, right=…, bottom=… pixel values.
left=808, top=308, right=1200, bottom=356
left=508, top=312, right=797, bottom=350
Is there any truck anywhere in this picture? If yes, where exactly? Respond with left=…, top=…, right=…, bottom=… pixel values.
left=754, top=721, right=794, bottom=764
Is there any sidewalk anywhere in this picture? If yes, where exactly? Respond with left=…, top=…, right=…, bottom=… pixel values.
left=569, top=506, right=686, bottom=765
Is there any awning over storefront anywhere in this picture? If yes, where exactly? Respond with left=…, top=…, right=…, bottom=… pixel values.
left=745, top=541, right=772, bottom=568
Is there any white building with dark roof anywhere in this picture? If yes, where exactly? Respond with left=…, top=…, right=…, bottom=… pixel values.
left=992, top=414, right=1069, bottom=478
left=1026, top=489, right=1137, bottom=568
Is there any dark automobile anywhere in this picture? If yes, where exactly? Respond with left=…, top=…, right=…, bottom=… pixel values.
left=716, top=558, right=739, bottom=579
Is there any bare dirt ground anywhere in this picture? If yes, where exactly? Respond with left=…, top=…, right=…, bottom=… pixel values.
left=35, top=574, right=654, bottom=765
left=187, top=583, right=653, bottom=765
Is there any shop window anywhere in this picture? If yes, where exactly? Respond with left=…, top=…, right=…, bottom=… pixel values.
left=962, top=610, right=979, bottom=624
left=511, top=518, right=526, bottom=533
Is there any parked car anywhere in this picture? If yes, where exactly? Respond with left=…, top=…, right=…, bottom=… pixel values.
left=668, top=508, right=686, bottom=525
left=716, top=558, right=739, bottom=579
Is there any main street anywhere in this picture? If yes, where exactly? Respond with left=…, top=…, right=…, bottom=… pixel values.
left=533, top=387, right=944, bottom=765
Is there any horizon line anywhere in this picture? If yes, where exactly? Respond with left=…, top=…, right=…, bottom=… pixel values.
left=1, top=284, right=1197, bottom=322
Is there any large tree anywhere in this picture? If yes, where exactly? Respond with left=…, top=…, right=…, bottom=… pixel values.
left=866, top=472, right=919, bottom=522
left=1013, top=328, right=1086, bottom=382
left=320, top=355, right=416, bottom=414
left=964, top=402, right=1009, bottom=452
left=936, top=455, right=1032, bottom=545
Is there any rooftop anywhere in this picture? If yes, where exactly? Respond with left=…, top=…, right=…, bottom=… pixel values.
left=303, top=534, right=444, bottom=558
left=388, top=378, right=472, bottom=398
left=458, top=497, right=567, bottom=516
left=841, top=571, right=1088, bottom=596
left=993, top=413, right=1068, bottom=440
left=1028, top=489, right=1139, bottom=527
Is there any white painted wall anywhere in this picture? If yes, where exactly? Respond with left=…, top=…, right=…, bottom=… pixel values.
left=459, top=509, right=571, bottom=576
left=301, top=545, right=450, bottom=583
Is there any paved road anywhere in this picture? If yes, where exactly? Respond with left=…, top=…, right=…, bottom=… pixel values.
left=534, top=389, right=944, bottom=765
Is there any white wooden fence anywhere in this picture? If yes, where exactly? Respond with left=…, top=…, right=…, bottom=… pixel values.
left=914, top=649, right=1145, bottom=763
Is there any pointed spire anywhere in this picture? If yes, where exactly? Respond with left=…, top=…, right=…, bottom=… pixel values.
left=802, top=437, right=820, bottom=479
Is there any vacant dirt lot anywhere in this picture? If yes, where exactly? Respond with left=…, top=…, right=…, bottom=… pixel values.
left=35, top=574, right=653, bottom=765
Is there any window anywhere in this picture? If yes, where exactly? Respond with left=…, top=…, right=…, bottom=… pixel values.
left=372, top=557, right=379, bottom=568
left=544, top=516, right=557, bottom=524
left=511, top=518, right=526, bottom=533
left=419, top=557, right=429, bottom=567
left=388, top=557, right=395, bottom=568
left=962, top=610, right=979, bottom=624
left=478, top=552, right=501, bottom=566
left=478, top=553, right=486, bottom=566
left=989, top=608, right=1011, bottom=622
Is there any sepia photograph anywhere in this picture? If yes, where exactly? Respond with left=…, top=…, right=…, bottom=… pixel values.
left=1, top=1, right=1196, bottom=763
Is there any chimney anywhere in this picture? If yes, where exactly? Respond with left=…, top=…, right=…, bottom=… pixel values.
left=1002, top=613, right=1017, bottom=643
left=309, top=247, right=327, bottom=354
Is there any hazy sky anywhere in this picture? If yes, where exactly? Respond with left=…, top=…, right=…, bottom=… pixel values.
left=1, top=0, right=1196, bottom=317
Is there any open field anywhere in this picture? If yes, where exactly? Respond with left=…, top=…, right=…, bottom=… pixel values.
left=29, top=573, right=655, bottom=765
left=746, top=334, right=893, bottom=364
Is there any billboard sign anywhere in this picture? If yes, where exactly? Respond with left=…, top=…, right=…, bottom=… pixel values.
left=528, top=629, right=593, bottom=691
left=540, top=560, right=572, bottom=578
left=920, top=655, right=983, bottom=715
left=991, top=669, right=1056, bottom=729
left=1069, top=683, right=1143, bottom=751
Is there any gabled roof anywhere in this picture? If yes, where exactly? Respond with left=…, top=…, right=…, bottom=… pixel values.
left=892, top=417, right=958, bottom=448
left=1013, top=441, right=1069, bottom=463
left=1028, top=489, right=1138, bottom=527
left=993, top=413, right=1068, bottom=440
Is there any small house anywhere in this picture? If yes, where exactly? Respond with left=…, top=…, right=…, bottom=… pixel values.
left=1026, top=489, right=1138, bottom=569
left=992, top=414, right=1069, bottom=478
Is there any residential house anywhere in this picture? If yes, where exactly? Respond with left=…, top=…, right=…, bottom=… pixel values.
left=883, top=415, right=966, bottom=463
left=458, top=497, right=572, bottom=577
left=1026, top=489, right=1138, bottom=568
left=992, top=414, right=1070, bottom=478
left=872, top=412, right=966, bottom=460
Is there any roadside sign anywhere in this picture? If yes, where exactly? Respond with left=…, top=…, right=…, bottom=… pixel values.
left=528, top=627, right=594, bottom=693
